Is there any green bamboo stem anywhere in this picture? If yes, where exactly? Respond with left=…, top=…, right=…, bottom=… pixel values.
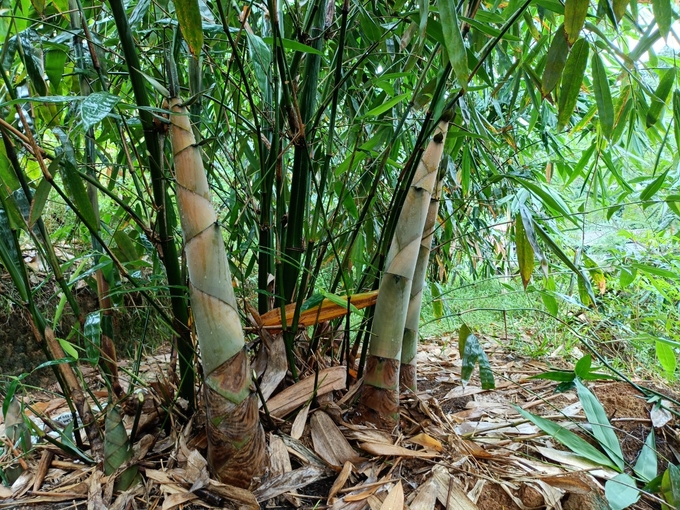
left=400, top=161, right=446, bottom=391
left=359, top=121, right=448, bottom=428
left=167, top=96, right=265, bottom=487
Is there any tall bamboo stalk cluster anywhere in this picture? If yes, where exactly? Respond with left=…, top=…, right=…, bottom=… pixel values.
left=359, top=121, right=449, bottom=428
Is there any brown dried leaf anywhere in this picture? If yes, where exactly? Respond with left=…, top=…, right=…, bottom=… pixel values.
left=379, top=480, right=403, bottom=510
left=358, top=442, right=438, bottom=459
left=431, top=465, right=478, bottom=510
left=290, top=403, right=310, bottom=440
left=408, top=477, right=437, bottom=510
left=311, top=412, right=364, bottom=467
left=408, top=433, right=442, bottom=452
left=267, top=367, right=346, bottom=418
left=161, top=492, right=197, bottom=510
left=328, top=461, right=353, bottom=504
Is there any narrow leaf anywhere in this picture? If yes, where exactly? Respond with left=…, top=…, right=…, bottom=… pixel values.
left=633, top=430, right=657, bottom=483
left=542, top=26, right=569, bottom=97
left=640, top=167, right=670, bottom=201
left=646, top=67, right=676, bottom=127
left=174, top=0, right=204, bottom=56
left=364, top=93, right=409, bottom=117
left=656, top=341, right=677, bottom=380
left=80, top=92, right=120, bottom=132
left=516, top=407, right=620, bottom=471
left=575, top=380, right=624, bottom=470
left=515, top=213, right=534, bottom=290
left=592, top=53, right=614, bottom=138
left=558, top=38, right=590, bottom=130
left=612, top=0, right=630, bottom=22
left=438, top=0, right=469, bottom=89
left=605, top=474, right=640, bottom=510
left=652, top=0, right=672, bottom=39
left=564, top=0, right=590, bottom=45
left=28, top=177, right=51, bottom=227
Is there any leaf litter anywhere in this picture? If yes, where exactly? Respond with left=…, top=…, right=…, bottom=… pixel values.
left=0, top=335, right=677, bottom=510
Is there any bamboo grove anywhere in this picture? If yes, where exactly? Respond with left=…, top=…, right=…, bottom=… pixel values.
left=1, top=0, right=680, bottom=488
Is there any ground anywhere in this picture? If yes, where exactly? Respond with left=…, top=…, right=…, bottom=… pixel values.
left=0, top=334, right=678, bottom=510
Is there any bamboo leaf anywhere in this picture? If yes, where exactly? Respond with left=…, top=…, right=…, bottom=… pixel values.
left=652, top=0, right=672, bottom=39
left=430, top=281, right=444, bottom=319
left=438, top=0, right=468, bottom=90
left=515, top=213, right=534, bottom=290
left=84, top=311, right=101, bottom=364
left=541, top=26, right=569, bottom=97
left=612, top=0, right=630, bottom=22
left=519, top=205, right=548, bottom=277
left=516, top=407, right=620, bottom=471
left=656, top=341, right=676, bottom=379
left=604, top=474, right=640, bottom=510
left=674, top=91, right=680, bottom=149
left=28, top=177, right=51, bottom=228
left=262, top=37, right=324, bottom=55
left=575, top=379, right=624, bottom=470
left=557, top=38, right=590, bottom=131
left=564, top=0, right=590, bottom=45
left=80, top=92, right=120, bottom=132
left=45, top=49, right=67, bottom=93
left=364, top=93, right=409, bottom=117
left=592, top=53, right=614, bottom=138
left=646, top=67, right=676, bottom=127
left=633, top=430, right=657, bottom=483
left=174, top=0, right=204, bottom=56
left=640, top=167, right=670, bottom=201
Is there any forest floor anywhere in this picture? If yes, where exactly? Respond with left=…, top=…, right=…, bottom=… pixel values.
left=0, top=334, right=677, bottom=510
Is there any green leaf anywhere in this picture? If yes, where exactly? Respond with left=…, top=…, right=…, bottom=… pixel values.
left=541, top=26, right=569, bottom=97
left=113, top=230, right=140, bottom=263
left=661, top=464, right=680, bottom=508
left=640, top=166, right=670, bottom=201
left=58, top=338, right=79, bottom=360
left=45, top=49, right=67, bottom=93
left=646, top=67, right=676, bottom=127
left=246, top=33, right=271, bottom=97
left=666, top=194, right=680, bottom=216
left=652, top=0, right=672, bottom=39
left=517, top=407, right=620, bottom=470
left=430, top=281, right=444, bottom=319
left=605, top=474, right=640, bottom=510
left=458, top=323, right=471, bottom=358
left=633, top=263, right=678, bottom=280
left=542, top=276, right=558, bottom=316
left=321, top=291, right=360, bottom=315
left=478, top=350, right=495, bottom=390
left=28, top=177, right=51, bottom=228
left=515, top=212, right=534, bottom=290
left=530, top=370, right=576, bottom=382
left=80, top=92, right=120, bottom=132
left=558, top=38, right=590, bottom=130
left=575, top=379, right=624, bottom=470
left=673, top=91, right=680, bottom=149
left=18, top=30, right=47, bottom=97
left=656, top=341, right=677, bottom=380
left=612, top=0, right=630, bottom=22
left=174, top=0, right=204, bottom=56
left=51, top=130, right=98, bottom=232
left=564, top=0, right=589, bottom=44
left=619, top=266, right=636, bottom=287
left=519, top=205, right=548, bottom=276
left=84, top=311, right=102, bottom=364
left=574, top=355, right=592, bottom=378
left=364, top=93, right=409, bottom=117
left=438, top=0, right=469, bottom=90
left=262, top=37, right=324, bottom=55
left=633, top=430, right=657, bottom=483
left=592, top=53, right=614, bottom=138
left=510, top=177, right=577, bottom=226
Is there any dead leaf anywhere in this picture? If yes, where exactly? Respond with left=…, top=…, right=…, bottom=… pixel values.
left=161, top=492, right=197, bottom=510
left=290, top=403, right=310, bottom=440
left=358, top=442, right=438, bottom=459
left=408, top=433, right=442, bottom=452
left=267, top=367, right=346, bottom=418
left=408, top=477, right=437, bottom=510
left=379, top=480, right=403, bottom=510
left=311, top=412, right=364, bottom=467
left=254, top=465, right=329, bottom=502
left=431, top=465, right=478, bottom=510
left=328, top=461, right=353, bottom=504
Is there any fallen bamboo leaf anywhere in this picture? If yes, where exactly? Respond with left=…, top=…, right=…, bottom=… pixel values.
left=328, top=461, right=353, bottom=504
left=431, top=465, right=478, bottom=510
left=254, top=465, right=329, bottom=502
left=267, top=367, right=346, bottom=418
left=408, top=477, right=437, bottom=510
left=379, top=480, right=403, bottom=510
left=408, top=433, right=442, bottom=451
left=260, top=291, right=378, bottom=331
left=311, top=412, right=364, bottom=467
left=534, top=446, right=617, bottom=479
left=161, top=492, right=197, bottom=510
left=358, top=442, right=439, bottom=458
left=290, top=403, right=310, bottom=440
